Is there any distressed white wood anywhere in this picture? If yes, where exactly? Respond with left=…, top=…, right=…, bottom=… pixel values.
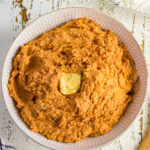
left=0, top=0, right=150, bottom=150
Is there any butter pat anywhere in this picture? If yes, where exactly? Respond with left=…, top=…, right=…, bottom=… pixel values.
left=60, top=72, right=81, bottom=95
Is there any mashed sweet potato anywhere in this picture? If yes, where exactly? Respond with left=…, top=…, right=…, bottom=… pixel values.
left=8, top=18, right=136, bottom=142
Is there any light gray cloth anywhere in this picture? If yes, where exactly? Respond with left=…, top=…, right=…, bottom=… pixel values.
left=0, top=136, right=16, bottom=150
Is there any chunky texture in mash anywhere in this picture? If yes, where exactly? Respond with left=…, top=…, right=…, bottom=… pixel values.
left=8, top=18, right=136, bottom=143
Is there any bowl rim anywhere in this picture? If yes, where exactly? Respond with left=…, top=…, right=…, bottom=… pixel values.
left=1, top=7, right=148, bottom=150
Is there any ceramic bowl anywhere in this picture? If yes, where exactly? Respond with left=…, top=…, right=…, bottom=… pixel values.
left=2, top=8, right=148, bottom=150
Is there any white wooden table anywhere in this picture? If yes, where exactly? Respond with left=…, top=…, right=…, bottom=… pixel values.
left=0, top=0, right=150, bottom=150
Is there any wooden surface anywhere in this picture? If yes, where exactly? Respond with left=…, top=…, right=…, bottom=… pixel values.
left=0, top=0, right=150, bottom=150
left=137, top=126, right=150, bottom=150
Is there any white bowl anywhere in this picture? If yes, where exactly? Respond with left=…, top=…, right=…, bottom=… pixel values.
left=2, top=8, right=148, bottom=150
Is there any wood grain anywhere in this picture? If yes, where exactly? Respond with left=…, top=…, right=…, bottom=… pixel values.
left=138, top=126, right=150, bottom=150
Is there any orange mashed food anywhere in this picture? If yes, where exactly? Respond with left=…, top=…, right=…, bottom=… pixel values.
left=8, top=18, right=136, bottom=142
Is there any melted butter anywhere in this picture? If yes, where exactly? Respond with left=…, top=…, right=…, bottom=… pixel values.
left=60, top=72, right=81, bottom=95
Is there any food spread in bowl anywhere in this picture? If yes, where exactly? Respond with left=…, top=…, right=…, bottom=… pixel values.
left=8, top=18, right=137, bottom=143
